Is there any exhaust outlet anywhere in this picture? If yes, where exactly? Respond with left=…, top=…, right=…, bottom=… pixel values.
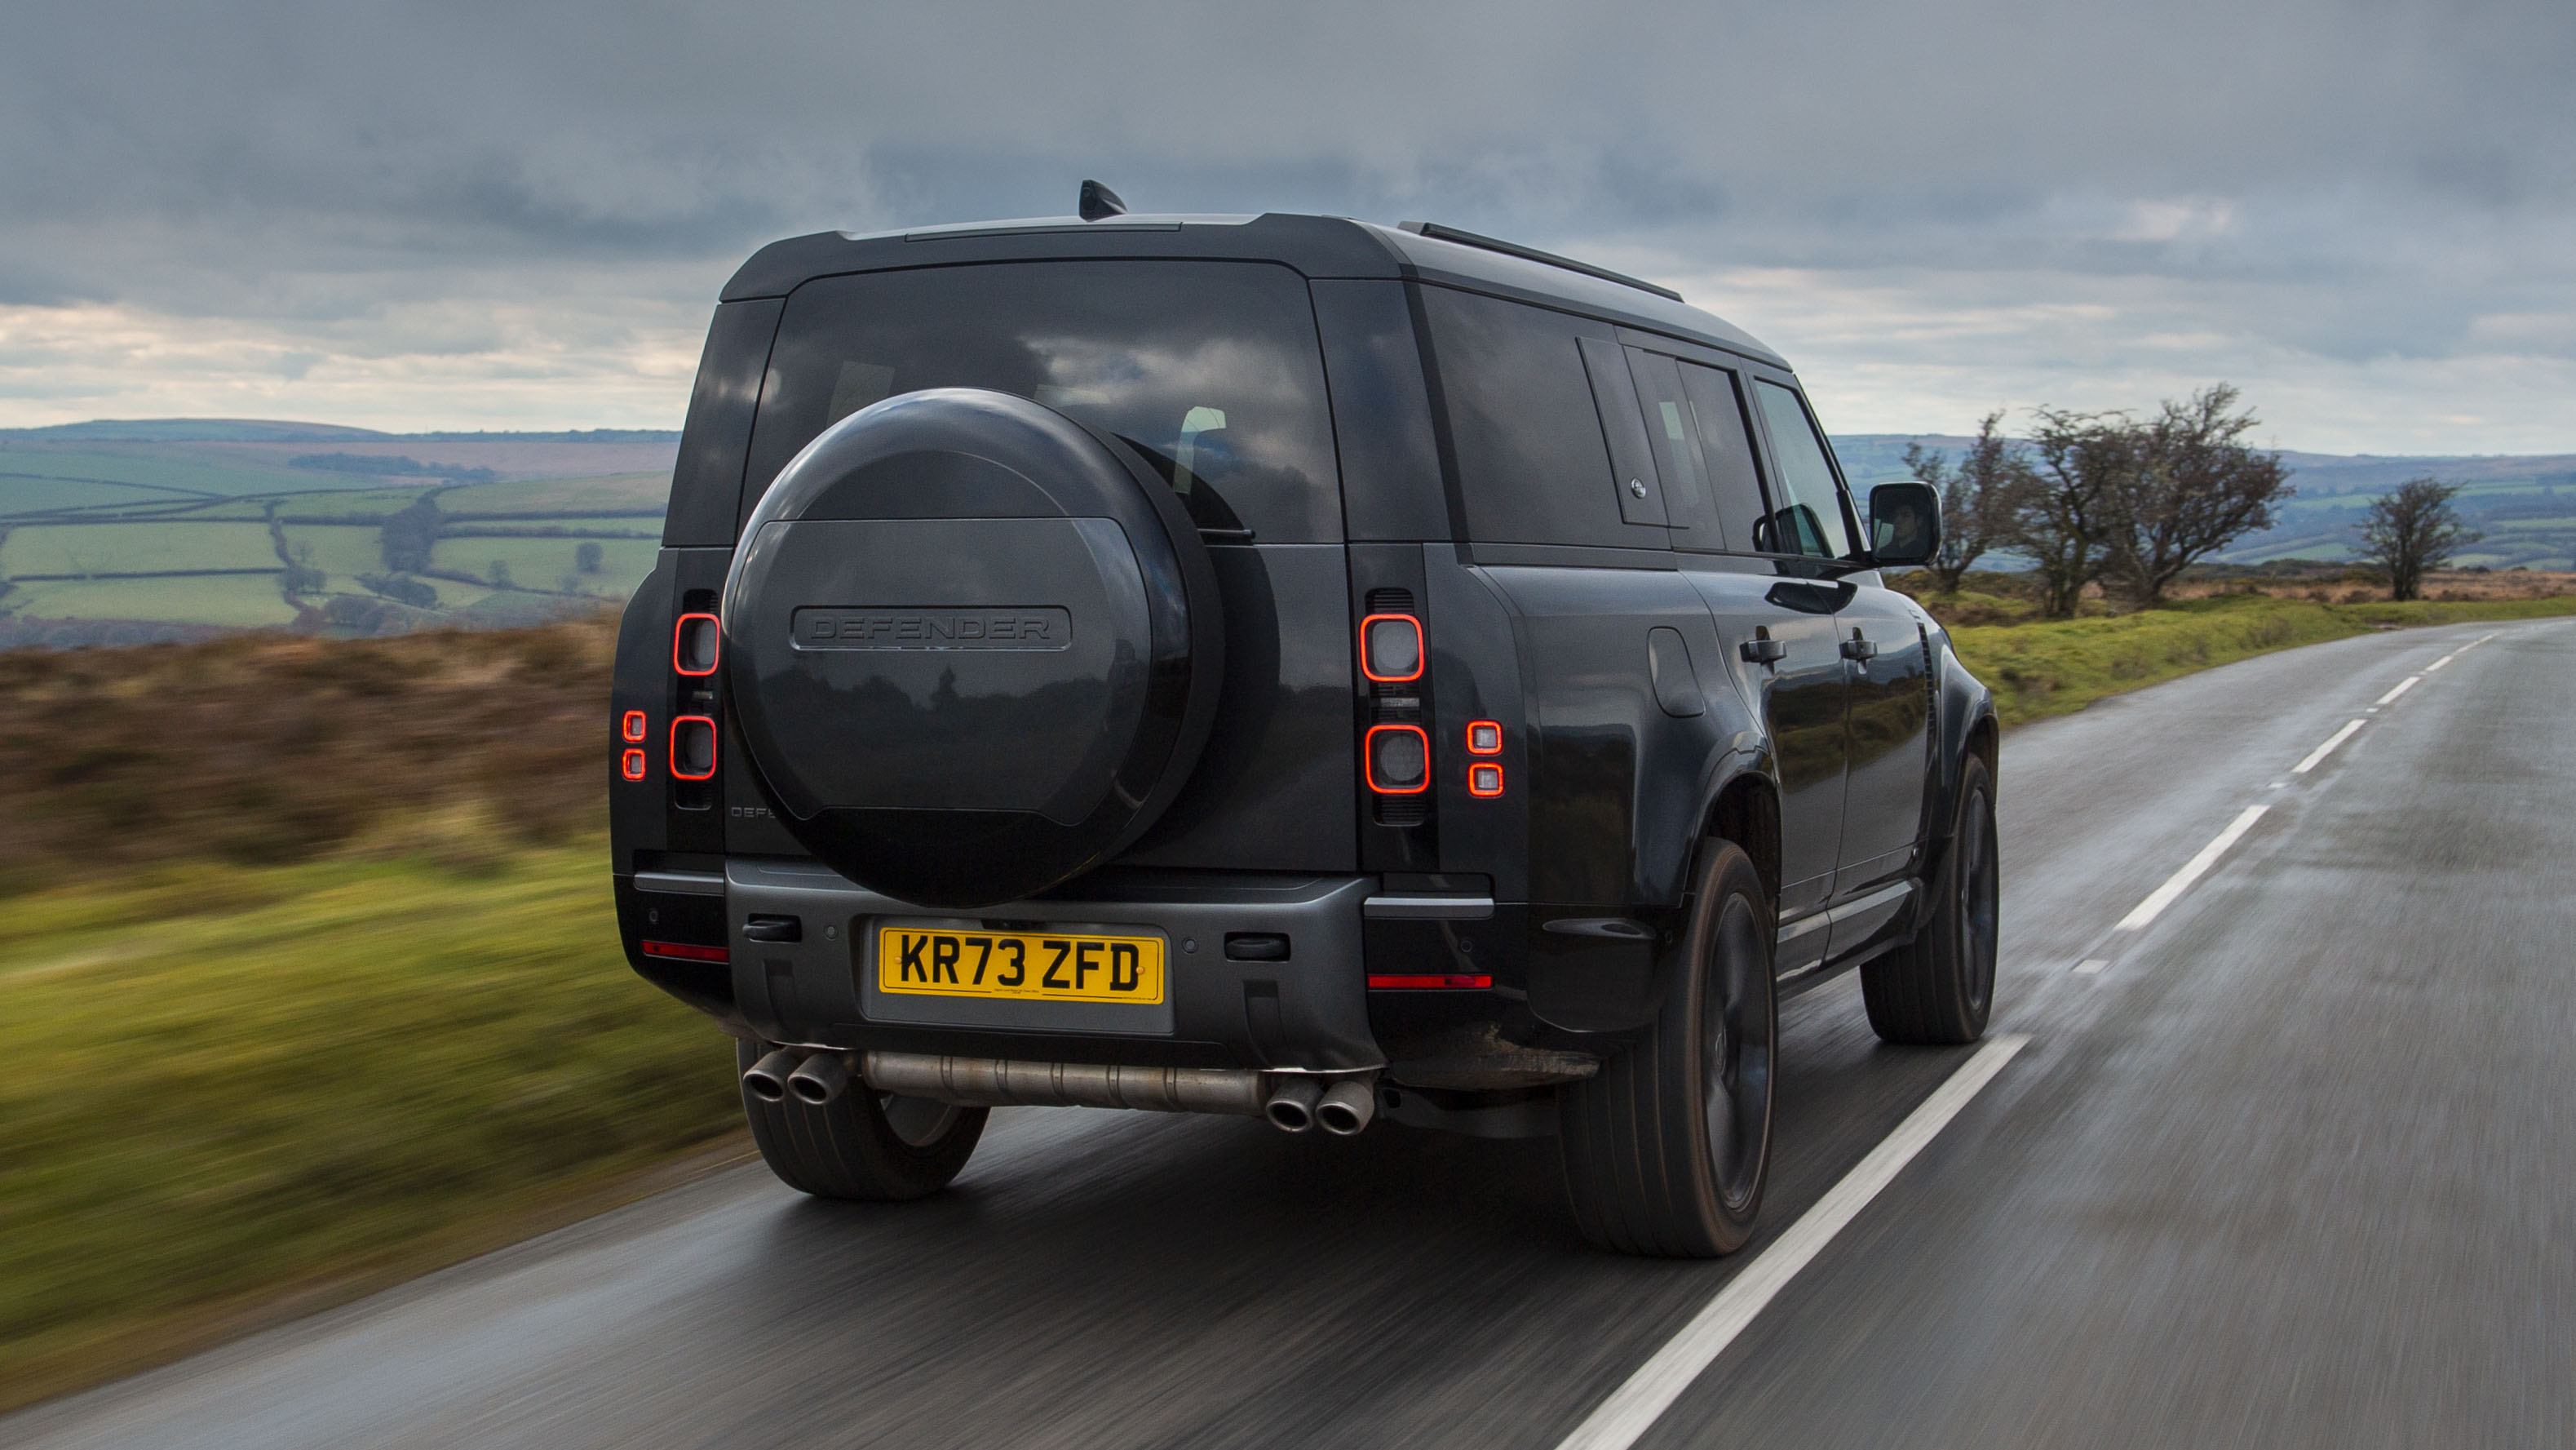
left=787, top=1052, right=853, bottom=1106
left=1264, top=1077, right=1324, bottom=1133
left=1315, top=1078, right=1376, bottom=1137
left=741, top=1048, right=801, bottom=1104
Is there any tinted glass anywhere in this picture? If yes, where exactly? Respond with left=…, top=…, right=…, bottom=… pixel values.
left=745, top=261, right=1341, bottom=541
left=1751, top=380, right=1856, bottom=559
left=1625, top=350, right=1720, bottom=546
left=1418, top=286, right=1627, bottom=548
left=1675, top=361, right=1766, bottom=553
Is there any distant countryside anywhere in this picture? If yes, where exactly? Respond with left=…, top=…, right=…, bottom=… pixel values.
left=6, top=419, right=2576, bottom=648
left=0, top=419, right=678, bottom=648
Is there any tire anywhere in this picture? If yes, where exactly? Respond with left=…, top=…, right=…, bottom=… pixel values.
left=1557, top=840, right=1777, bottom=1257
left=1862, top=752, right=1998, bottom=1045
left=737, top=1041, right=989, bottom=1200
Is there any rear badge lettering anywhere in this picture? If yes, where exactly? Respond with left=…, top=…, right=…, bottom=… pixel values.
left=791, top=606, right=1073, bottom=651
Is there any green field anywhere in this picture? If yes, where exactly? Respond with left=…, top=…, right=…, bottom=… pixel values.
left=276, top=523, right=386, bottom=576
left=0, top=839, right=741, bottom=1409
left=0, top=444, right=331, bottom=504
left=445, top=472, right=670, bottom=515
left=0, top=521, right=281, bottom=577
left=1, top=575, right=298, bottom=628
left=428, top=534, right=659, bottom=595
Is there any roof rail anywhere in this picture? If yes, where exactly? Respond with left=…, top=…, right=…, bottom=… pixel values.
left=1396, top=221, right=1684, bottom=303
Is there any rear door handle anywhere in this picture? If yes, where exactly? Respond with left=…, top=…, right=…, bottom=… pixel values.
left=1840, top=636, right=1878, bottom=661
left=1741, top=637, right=1788, bottom=665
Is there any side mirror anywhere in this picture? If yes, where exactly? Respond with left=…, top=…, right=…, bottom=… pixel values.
left=1867, top=481, right=1941, bottom=569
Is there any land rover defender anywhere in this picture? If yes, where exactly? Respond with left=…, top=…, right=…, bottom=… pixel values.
left=611, top=190, right=1999, bottom=1257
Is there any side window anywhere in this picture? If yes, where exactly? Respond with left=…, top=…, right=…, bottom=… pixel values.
left=1625, top=350, right=1724, bottom=548
left=1750, top=380, right=1857, bottom=559
left=1418, top=286, right=1633, bottom=548
left=1675, top=361, right=1766, bottom=553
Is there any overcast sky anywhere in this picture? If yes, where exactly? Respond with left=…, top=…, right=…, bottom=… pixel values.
left=3, top=0, right=2571, bottom=452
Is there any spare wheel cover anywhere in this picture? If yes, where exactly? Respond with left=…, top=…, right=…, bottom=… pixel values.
left=723, top=388, right=1224, bottom=908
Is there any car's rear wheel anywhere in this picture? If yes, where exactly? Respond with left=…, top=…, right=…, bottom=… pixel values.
left=1558, top=840, right=1776, bottom=1257
left=1862, top=752, right=1998, bottom=1045
left=737, top=1040, right=988, bottom=1200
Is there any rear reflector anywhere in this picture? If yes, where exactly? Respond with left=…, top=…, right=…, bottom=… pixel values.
left=1358, top=612, right=1424, bottom=682
left=1367, top=973, right=1494, bottom=990
left=1466, top=720, right=1502, bottom=755
left=641, top=940, right=729, bottom=963
left=1365, top=723, right=1431, bottom=794
left=621, top=709, right=649, bottom=743
left=673, top=613, right=721, bottom=676
left=620, top=748, right=648, bottom=781
left=670, top=715, right=718, bottom=780
left=1467, top=762, right=1505, bottom=797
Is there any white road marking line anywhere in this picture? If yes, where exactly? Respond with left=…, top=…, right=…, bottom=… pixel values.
left=2292, top=719, right=2366, bottom=774
left=2425, top=651, right=2458, bottom=672
left=2073, top=959, right=2109, bottom=975
left=2268, top=781, right=2286, bottom=789
left=2376, top=676, right=2420, bottom=704
left=1551, top=1035, right=2031, bottom=1450
left=2114, top=805, right=2269, bottom=931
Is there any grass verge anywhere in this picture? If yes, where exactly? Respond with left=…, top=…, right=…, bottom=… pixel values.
left=1945, top=591, right=2576, bottom=727
left=0, top=836, right=742, bottom=1411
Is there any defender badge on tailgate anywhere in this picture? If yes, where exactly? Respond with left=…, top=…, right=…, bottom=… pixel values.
left=790, top=605, right=1073, bottom=650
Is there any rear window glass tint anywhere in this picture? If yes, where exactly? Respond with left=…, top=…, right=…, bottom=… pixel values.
left=1419, top=286, right=1627, bottom=548
left=745, top=260, right=1341, bottom=541
left=1751, top=380, right=1856, bottom=559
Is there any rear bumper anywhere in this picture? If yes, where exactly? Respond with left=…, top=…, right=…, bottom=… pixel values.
left=711, top=857, right=1385, bottom=1071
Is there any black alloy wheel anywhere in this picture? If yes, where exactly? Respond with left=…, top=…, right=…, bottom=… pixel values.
left=1861, top=752, right=1998, bottom=1044
left=1559, top=839, right=1777, bottom=1257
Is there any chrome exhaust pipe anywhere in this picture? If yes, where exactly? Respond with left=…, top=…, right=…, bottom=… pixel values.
left=741, top=1047, right=801, bottom=1104
left=1264, top=1076, right=1324, bottom=1133
left=787, top=1052, right=853, bottom=1106
left=1315, top=1078, right=1376, bottom=1137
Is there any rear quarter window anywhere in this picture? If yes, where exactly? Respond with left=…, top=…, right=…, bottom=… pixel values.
left=742, top=260, right=1343, bottom=542
left=1419, top=286, right=1638, bottom=549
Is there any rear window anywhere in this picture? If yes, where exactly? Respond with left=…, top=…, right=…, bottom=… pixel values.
left=741, top=260, right=1341, bottom=541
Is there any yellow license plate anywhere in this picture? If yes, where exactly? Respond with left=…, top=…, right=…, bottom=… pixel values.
left=876, top=927, right=1166, bottom=1004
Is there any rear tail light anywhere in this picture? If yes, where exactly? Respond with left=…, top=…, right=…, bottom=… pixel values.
left=1365, top=724, right=1430, bottom=794
left=641, top=940, right=729, bottom=964
left=671, top=716, right=718, bottom=780
left=1466, top=720, right=1502, bottom=755
left=1467, top=762, right=1504, bottom=796
left=1358, top=613, right=1423, bottom=683
left=621, top=710, right=648, bottom=743
left=620, top=748, right=648, bottom=781
left=673, top=613, right=721, bottom=676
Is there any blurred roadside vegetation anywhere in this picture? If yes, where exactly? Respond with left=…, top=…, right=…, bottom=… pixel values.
left=1893, top=570, right=2576, bottom=725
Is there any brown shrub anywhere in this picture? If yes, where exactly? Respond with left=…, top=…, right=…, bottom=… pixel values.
left=0, top=617, right=617, bottom=892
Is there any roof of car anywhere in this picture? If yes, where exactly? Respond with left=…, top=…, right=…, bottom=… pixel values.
left=719, top=212, right=1786, bottom=370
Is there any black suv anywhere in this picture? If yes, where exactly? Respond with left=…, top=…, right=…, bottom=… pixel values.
left=611, top=195, right=1998, bottom=1257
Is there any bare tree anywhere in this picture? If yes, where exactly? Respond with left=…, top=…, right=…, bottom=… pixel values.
left=2100, top=384, right=2292, bottom=605
left=2010, top=408, right=2130, bottom=619
left=1904, top=410, right=2028, bottom=593
left=2357, top=477, right=2481, bottom=601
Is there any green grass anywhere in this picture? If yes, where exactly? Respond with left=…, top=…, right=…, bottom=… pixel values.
left=1950, top=592, right=2576, bottom=726
left=0, top=444, right=324, bottom=499
left=442, top=472, right=671, bottom=513
left=275, top=522, right=386, bottom=576
left=2, top=574, right=299, bottom=627
left=0, top=838, right=741, bottom=1408
left=0, top=521, right=280, bottom=577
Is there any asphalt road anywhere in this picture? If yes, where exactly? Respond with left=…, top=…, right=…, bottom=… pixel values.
left=11, top=617, right=2572, bottom=1450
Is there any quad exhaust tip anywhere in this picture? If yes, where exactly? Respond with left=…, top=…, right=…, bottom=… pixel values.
left=1315, top=1078, right=1376, bottom=1137
left=741, top=1048, right=801, bottom=1104
left=1264, top=1076, right=1325, bottom=1133
left=787, top=1052, right=853, bottom=1106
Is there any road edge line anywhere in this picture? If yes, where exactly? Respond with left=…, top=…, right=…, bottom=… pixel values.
left=1551, top=1034, right=2032, bottom=1450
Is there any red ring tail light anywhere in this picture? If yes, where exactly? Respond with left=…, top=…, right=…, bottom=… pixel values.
left=1365, top=723, right=1431, bottom=794
left=1467, top=762, right=1505, bottom=797
left=1358, top=613, right=1424, bottom=683
left=1465, top=720, right=1503, bottom=755
left=673, top=613, right=721, bottom=676
left=620, top=748, right=648, bottom=781
left=670, top=715, right=718, bottom=781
